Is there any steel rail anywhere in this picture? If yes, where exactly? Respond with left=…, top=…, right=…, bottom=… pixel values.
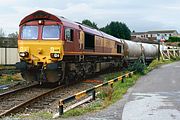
left=0, top=83, right=39, bottom=98
left=0, top=85, right=64, bottom=117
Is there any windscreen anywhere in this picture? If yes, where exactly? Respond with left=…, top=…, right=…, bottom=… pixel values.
left=21, top=26, right=38, bottom=40
left=42, top=25, right=60, bottom=40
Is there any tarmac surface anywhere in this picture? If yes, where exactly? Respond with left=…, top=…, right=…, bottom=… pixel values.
left=64, top=61, right=180, bottom=120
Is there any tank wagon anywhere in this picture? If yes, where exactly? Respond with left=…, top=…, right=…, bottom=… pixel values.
left=141, top=43, right=158, bottom=61
left=16, top=10, right=158, bottom=84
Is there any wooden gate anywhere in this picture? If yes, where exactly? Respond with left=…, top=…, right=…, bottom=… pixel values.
left=161, top=49, right=180, bottom=60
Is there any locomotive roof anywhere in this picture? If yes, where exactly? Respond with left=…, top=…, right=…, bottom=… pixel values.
left=20, top=10, right=122, bottom=43
left=20, top=10, right=61, bottom=26
left=100, top=31, right=122, bottom=42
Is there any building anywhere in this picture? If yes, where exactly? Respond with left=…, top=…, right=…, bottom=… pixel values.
left=131, top=30, right=178, bottom=42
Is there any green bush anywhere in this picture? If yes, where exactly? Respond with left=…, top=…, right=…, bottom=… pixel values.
left=127, top=60, right=146, bottom=74
left=168, top=36, right=180, bottom=42
left=178, top=43, right=180, bottom=47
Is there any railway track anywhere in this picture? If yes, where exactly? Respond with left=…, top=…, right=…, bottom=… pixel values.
left=0, top=73, right=105, bottom=118
left=0, top=83, right=39, bottom=98
left=24, top=82, right=96, bottom=114
left=0, top=83, right=64, bottom=117
left=0, top=81, right=98, bottom=117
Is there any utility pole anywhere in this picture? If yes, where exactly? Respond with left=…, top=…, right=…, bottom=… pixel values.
left=158, top=40, right=160, bottom=61
left=156, top=35, right=161, bottom=61
left=3, top=40, right=9, bottom=65
left=4, top=40, right=7, bottom=65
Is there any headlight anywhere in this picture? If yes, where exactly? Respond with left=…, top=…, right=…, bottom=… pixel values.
left=19, top=52, right=29, bottom=57
left=50, top=53, right=60, bottom=58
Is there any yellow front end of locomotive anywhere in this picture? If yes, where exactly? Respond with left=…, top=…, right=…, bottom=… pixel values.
left=18, top=40, right=64, bottom=65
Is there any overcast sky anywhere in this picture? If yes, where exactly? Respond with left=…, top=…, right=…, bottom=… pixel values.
left=1, top=0, right=180, bottom=35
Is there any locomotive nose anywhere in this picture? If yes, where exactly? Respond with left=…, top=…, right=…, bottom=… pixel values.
left=38, top=48, right=43, bottom=54
left=18, top=40, right=64, bottom=66
left=33, top=47, right=63, bottom=65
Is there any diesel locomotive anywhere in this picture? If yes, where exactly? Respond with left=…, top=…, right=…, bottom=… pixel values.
left=16, top=10, right=158, bottom=84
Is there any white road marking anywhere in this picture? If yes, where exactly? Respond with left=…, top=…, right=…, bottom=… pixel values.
left=174, top=66, right=180, bottom=68
left=122, top=92, right=180, bottom=120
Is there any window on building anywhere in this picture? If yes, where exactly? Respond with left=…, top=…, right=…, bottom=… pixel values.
left=146, top=34, right=148, bottom=38
left=84, top=32, right=94, bottom=49
left=151, top=34, right=152, bottom=37
left=169, top=34, right=171, bottom=37
left=165, top=34, right=167, bottom=36
left=65, top=28, right=73, bottom=41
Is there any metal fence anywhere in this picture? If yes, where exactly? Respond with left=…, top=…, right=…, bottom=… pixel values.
left=57, top=71, right=135, bottom=116
left=0, top=48, right=19, bottom=65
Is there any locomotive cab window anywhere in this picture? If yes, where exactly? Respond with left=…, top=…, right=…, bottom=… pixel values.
left=65, top=28, right=73, bottom=41
left=21, top=26, right=38, bottom=40
left=84, top=32, right=95, bottom=49
left=117, top=44, right=122, bottom=53
left=42, top=25, right=60, bottom=40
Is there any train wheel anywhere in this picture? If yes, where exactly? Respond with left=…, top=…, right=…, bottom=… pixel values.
left=65, top=70, right=77, bottom=85
left=84, top=62, right=94, bottom=76
left=77, top=63, right=85, bottom=80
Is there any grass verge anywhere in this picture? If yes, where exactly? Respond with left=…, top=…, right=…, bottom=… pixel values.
left=0, top=74, right=23, bottom=93
left=145, top=58, right=180, bottom=73
left=0, top=74, right=22, bottom=85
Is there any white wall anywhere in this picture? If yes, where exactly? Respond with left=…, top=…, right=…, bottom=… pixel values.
left=0, top=48, right=20, bottom=65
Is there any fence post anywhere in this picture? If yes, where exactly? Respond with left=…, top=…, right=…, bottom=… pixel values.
left=110, top=83, right=113, bottom=88
left=122, top=76, right=125, bottom=83
left=5, top=47, right=7, bottom=65
left=92, top=90, right=96, bottom=100
left=59, top=101, right=63, bottom=115
left=129, top=73, right=132, bottom=78
left=158, top=41, right=160, bottom=61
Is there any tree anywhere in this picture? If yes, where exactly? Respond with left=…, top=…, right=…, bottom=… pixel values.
left=100, top=21, right=131, bottom=40
left=168, top=36, right=180, bottom=42
left=7, top=32, right=18, bottom=47
left=0, top=28, right=5, bottom=37
left=8, top=32, right=18, bottom=38
left=82, top=19, right=98, bottom=29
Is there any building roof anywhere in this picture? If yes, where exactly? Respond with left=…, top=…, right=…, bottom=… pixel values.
left=131, top=30, right=178, bottom=35
left=131, top=32, right=146, bottom=35
left=148, top=30, right=178, bottom=34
